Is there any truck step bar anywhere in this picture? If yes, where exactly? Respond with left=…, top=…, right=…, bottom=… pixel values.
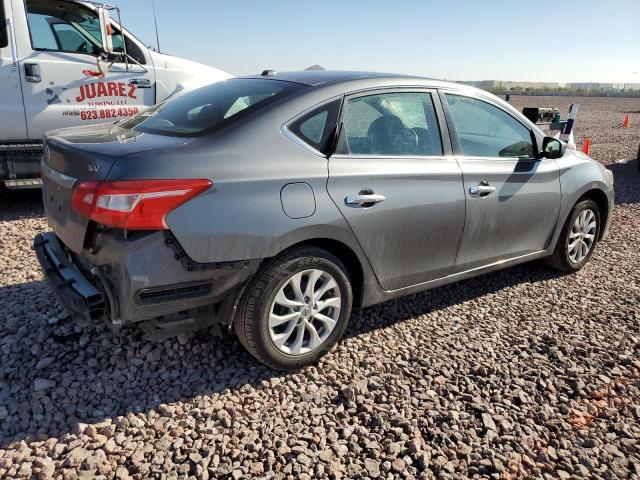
left=0, top=142, right=43, bottom=152
left=4, top=178, right=43, bottom=189
left=1, top=142, right=44, bottom=188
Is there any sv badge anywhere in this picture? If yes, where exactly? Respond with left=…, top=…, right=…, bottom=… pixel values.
left=88, top=164, right=101, bottom=173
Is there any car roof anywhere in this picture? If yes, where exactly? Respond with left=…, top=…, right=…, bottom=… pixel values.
left=241, top=70, right=459, bottom=89
left=238, top=70, right=543, bottom=136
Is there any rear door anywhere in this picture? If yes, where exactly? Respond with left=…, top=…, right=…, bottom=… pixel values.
left=441, top=92, right=561, bottom=272
left=0, top=0, right=28, bottom=140
left=17, top=0, right=155, bottom=140
left=327, top=89, right=465, bottom=291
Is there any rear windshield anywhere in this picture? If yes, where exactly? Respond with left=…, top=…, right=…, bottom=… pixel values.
left=121, top=78, right=304, bottom=137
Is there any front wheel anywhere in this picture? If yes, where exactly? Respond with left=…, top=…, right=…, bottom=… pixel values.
left=545, top=199, right=601, bottom=272
left=234, top=246, right=353, bottom=370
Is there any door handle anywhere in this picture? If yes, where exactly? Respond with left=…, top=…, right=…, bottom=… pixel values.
left=25, top=63, right=41, bottom=83
left=469, top=183, right=496, bottom=197
left=345, top=193, right=386, bottom=207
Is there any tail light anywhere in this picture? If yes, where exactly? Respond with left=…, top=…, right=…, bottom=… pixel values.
left=71, top=179, right=211, bottom=230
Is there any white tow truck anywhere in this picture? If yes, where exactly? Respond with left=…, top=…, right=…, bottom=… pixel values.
left=0, top=0, right=230, bottom=188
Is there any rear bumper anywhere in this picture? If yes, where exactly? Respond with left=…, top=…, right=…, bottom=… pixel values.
left=34, top=232, right=106, bottom=324
left=34, top=230, right=260, bottom=327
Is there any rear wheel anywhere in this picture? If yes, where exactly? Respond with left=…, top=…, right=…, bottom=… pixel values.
left=235, top=246, right=353, bottom=370
left=545, top=199, right=600, bottom=272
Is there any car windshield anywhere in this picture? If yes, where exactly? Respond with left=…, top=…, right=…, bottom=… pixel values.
left=121, top=79, right=304, bottom=137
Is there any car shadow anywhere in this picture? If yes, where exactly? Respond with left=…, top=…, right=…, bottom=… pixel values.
left=0, top=260, right=564, bottom=448
left=0, top=188, right=44, bottom=222
left=345, top=261, right=564, bottom=340
left=607, top=158, right=639, bottom=205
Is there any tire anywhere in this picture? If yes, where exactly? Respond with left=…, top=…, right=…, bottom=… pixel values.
left=234, top=246, right=353, bottom=370
left=545, top=199, right=601, bottom=272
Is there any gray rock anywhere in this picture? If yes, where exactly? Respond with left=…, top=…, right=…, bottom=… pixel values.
left=364, top=458, right=380, bottom=477
left=33, top=378, right=56, bottom=392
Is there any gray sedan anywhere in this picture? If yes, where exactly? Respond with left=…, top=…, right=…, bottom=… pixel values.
left=35, top=71, right=614, bottom=369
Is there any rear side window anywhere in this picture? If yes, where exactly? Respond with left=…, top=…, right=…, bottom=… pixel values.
left=289, top=99, right=341, bottom=154
left=445, top=94, right=534, bottom=158
left=0, top=0, right=7, bottom=48
left=337, top=92, right=443, bottom=156
left=122, top=79, right=304, bottom=137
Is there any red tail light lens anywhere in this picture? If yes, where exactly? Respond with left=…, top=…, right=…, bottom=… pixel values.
left=71, top=179, right=212, bottom=230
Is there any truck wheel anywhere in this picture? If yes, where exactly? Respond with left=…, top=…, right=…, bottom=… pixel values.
left=235, top=246, right=353, bottom=370
left=545, top=199, right=601, bottom=272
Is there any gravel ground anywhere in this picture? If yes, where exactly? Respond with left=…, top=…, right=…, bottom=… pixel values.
left=1, top=96, right=639, bottom=479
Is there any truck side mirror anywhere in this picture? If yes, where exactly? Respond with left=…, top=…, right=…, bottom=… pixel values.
left=97, top=7, right=114, bottom=54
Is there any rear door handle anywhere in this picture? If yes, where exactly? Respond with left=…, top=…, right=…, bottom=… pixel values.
left=25, top=63, right=41, bottom=83
left=469, top=183, right=496, bottom=197
left=345, top=193, right=386, bottom=207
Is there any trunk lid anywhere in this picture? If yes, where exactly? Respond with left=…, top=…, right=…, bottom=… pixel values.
left=42, top=123, right=190, bottom=253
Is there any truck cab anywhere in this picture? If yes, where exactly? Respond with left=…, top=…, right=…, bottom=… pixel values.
left=0, top=0, right=230, bottom=188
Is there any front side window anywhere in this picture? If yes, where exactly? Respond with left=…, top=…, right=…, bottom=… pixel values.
left=289, top=100, right=341, bottom=154
left=445, top=94, right=534, bottom=158
left=27, top=0, right=102, bottom=54
left=26, top=0, right=145, bottom=63
left=338, top=92, right=443, bottom=156
left=121, top=79, right=305, bottom=137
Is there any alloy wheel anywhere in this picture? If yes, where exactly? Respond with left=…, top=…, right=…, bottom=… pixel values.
left=568, top=209, right=597, bottom=264
left=268, top=269, right=341, bottom=356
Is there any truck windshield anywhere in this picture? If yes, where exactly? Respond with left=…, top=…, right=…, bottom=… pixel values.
left=121, top=79, right=305, bottom=137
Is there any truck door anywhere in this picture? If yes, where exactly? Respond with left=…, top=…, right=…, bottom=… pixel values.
left=17, top=0, right=155, bottom=141
left=0, top=0, right=28, bottom=140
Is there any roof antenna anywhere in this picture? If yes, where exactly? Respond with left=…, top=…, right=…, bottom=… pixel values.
left=152, top=0, right=161, bottom=52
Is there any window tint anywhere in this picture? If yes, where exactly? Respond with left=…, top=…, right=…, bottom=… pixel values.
left=26, top=0, right=145, bottom=63
left=445, top=94, right=534, bottom=158
left=289, top=100, right=341, bottom=154
left=52, top=23, right=93, bottom=52
left=27, top=0, right=103, bottom=54
left=339, top=92, right=443, bottom=156
left=121, top=79, right=304, bottom=137
left=0, top=0, right=8, bottom=48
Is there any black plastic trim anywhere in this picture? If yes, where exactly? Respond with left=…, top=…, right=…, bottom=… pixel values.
left=163, top=231, right=252, bottom=271
left=34, top=232, right=105, bottom=323
left=137, top=281, right=213, bottom=305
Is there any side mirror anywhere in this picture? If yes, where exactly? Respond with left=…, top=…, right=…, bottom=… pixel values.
left=541, top=137, right=566, bottom=159
left=97, top=7, right=114, bottom=54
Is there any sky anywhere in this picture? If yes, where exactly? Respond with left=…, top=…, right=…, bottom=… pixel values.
left=116, top=0, right=640, bottom=84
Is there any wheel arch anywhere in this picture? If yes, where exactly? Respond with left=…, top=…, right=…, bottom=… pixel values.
left=275, top=238, right=366, bottom=309
left=578, top=188, right=610, bottom=239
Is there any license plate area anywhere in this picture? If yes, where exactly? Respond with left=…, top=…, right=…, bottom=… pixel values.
left=43, top=174, right=74, bottom=230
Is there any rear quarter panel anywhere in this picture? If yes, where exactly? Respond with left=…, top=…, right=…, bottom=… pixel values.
left=107, top=99, right=378, bottom=293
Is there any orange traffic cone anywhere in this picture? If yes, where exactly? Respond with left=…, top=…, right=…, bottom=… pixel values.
left=622, top=114, right=629, bottom=128
left=581, top=138, right=591, bottom=155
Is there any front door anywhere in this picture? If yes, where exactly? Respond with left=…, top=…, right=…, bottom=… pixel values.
left=328, top=90, right=466, bottom=291
left=18, top=0, right=155, bottom=140
left=442, top=93, right=561, bottom=272
left=0, top=0, right=27, bottom=140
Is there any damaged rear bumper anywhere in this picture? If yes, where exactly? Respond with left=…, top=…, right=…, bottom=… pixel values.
left=34, top=230, right=260, bottom=330
left=34, top=232, right=105, bottom=324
